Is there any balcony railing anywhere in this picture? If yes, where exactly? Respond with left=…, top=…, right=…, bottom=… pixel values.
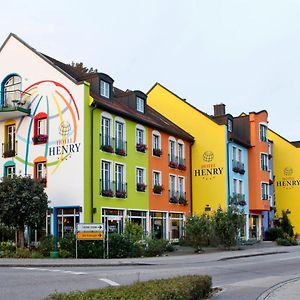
left=2, top=141, right=17, bottom=158
left=100, top=179, right=114, bottom=197
left=168, top=190, right=187, bottom=205
left=232, top=160, right=245, bottom=174
left=178, top=157, right=186, bottom=171
left=168, top=154, right=178, bottom=168
left=0, top=90, right=31, bottom=121
left=100, top=134, right=114, bottom=153
left=115, top=182, right=127, bottom=198
left=231, top=193, right=246, bottom=206
left=115, top=138, right=127, bottom=156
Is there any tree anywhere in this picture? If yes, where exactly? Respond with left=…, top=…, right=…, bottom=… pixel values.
left=280, top=210, right=294, bottom=237
left=186, top=214, right=213, bottom=251
left=213, top=207, right=245, bottom=249
left=0, top=176, right=48, bottom=248
left=69, top=61, right=98, bottom=74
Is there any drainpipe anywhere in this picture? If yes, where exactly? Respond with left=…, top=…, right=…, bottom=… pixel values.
left=91, top=105, right=96, bottom=223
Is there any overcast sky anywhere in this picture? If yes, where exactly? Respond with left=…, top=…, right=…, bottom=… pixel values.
left=1, top=0, right=300, bottom=140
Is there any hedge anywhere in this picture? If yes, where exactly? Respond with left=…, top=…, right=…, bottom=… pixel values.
left=44, top=275, right=212, bottom=300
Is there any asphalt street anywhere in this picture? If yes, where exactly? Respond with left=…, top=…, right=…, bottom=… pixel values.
left=1, top=244, right=300, bottom=300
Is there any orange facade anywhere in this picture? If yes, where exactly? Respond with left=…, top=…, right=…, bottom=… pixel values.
left=248, top=111, right=270, bottom=212
left=148, top=129, right=192, bottom=215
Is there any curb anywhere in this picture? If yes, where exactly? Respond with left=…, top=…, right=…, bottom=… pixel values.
left=218, top=251, right=288, bottom=261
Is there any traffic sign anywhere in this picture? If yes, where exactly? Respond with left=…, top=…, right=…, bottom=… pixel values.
left=76, top=223, right=104, bottom=232
left=76, top=232, right=104, bottom=240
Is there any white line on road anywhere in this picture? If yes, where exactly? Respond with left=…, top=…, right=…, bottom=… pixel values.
left=99, top=278, right=120, bottom=286
left=12, top=267, right=87, bottom=275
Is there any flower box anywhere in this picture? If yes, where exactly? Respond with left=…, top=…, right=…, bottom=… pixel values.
left=233, top=166, right=239, bottom=173
left=102, top=189, right=114, bottom=197
left=169, top=161, right=178, bottom=168
left=239, top=169, right=245, bottom=175
left=101, top=144, right=114, bottom=153
left=3, top=149, right=15, bottom=158
left=153, top=148, right=162, bottom=157
left=38, top=177, right=47, bottom=186
left=179, top=197, right=187, bottom=205
left=153, top=184, right=163, bottom=194
left=137, top=183, right=146, bottom=192
left=136, top=143, right=147, bottom=153
left=32, top=134, right=48, bottom=144
left=115, top=148, right=126, bottom=156
left=169, top=196, right=178, bottom=204
left=178, top=164, right=186, bottom=171
left=116, top=190, right=126, bottom=198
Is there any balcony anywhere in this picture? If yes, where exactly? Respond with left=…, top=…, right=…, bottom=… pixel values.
left=232, top=160, right=245, bottom=175
left=231, top=193, right=246, bottom=206
left=100, top=179, right=114, bottom=197
left=178, top=157, right=186, bottom=171
left=100, top=134, right=114, bottom=153
left=115, top=182, right=127, bottom=198
left=2, top=141, right=17, bottom=158
left=0, top=90, right=31, bottom=121
left=168, top=155, right=178, bottom=168
left=115, top=139, right=127, bottom=156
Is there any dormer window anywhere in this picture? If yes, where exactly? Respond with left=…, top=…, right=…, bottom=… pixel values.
left=136, top=97, right=145, bottom=113
left=100, top=80, right=110, bottom=98
left=228, top=119, right=233, bottom=132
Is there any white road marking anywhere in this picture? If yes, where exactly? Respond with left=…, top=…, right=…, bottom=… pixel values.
left=12, top=267, right=87, bottom=275
left=99, top=278, right=120, bottom=286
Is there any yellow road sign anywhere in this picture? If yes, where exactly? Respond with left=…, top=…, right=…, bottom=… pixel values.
left=76, top=232, right=104, bottom=240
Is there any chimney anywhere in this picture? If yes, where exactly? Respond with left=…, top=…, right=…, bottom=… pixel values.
left=213, top=103, right=226, bottom=116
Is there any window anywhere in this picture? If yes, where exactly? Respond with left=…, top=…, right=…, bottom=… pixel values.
left=33, top=113, right=48, bottom=144
left=261, top=153, right=268, bottom=171
left=228, top=119, right=233, bottom=132
left=136, top=126, right=146, bottom=152
left=100, top=80, right=110, bottom=98
left=101, top=160, right=113, bottom=197
left=4, top=161, right=15, bottom=178
left=152, top=131, right=161, bottom=156
left=169, top=138, right=177, bottom=167
left=3, top=124, right=16, bottom=158
left=178, top=177, right=186, bottom=204
left=101, top=116, right=113, bottom=152
left=35, top=161, right=47, bottom=185
left=136, top=167, right=146, bottom=192
left=115, top=164, right=126, bottom=198
left=178, top=142, right=185, bottom=169
left=136, top=97, right=145, bottom=113
left=3, top=75, right=21, bottom=106
left=238, top=149, right=242, bottom=162
left=261, top=183, right=269, bottom=200
left=55, top=207, right=80, bottom=238
left=232, top=179, right=245, bottom=205
left=260, top=124, right=268, bottom=142
left=169, top=175, right=177, bottom=203
left=153, top=171, right=162, bottom=194
left=115, top=121, right=126, bottom=156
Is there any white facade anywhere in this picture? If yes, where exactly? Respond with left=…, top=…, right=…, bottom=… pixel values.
left=0, top=35, right=86, bottom=236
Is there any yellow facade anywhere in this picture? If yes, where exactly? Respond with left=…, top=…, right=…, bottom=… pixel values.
left=269, top=130, right=300, bottom=235
left=147, top=83, right=227, bottom=214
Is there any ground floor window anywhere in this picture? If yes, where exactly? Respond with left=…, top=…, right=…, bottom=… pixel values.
left=102, top=208, right=124, bottom=235
left=150, top=212, right=166, bottom=240
left=249, top=215, right=259, bottom=239
left=169, top=213, right=184, bottom=241
left=56, top=207, right=80, bottom=238
left=127, top=210, right=147, bottom=237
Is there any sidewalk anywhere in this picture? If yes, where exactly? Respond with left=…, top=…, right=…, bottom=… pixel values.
left=0, top=241, right=296, bottom=268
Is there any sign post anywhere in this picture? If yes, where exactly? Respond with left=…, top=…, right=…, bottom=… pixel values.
left=75, top=223, right=104, bottom=259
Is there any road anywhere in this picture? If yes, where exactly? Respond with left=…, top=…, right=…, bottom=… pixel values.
left=1, top=246, right=300, bottom=300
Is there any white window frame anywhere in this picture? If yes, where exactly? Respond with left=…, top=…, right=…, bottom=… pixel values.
left=101, top=159, right=113, bottom=190
left=178, top=176, right=185, bottom=197
left=136, top=97, right=145, bottom=113
left=169, top=174, right=177, bottom=194
left=153, top=170, right=162, bottom=187
left=169, top=137, right=176, bottom=161
left=152, top=130, right=161, bottom=150
left=260, top=123, right=268, bottom=142
left=177, top=140, right=185, bottom=160
left=260, top=152, right=268, bottom=171
left=37, top=118, right=47, bottom=136
left=136, top=167, right=146, bottom=185
left=36, top=162, right=46, bottom=179
left=100, top=80, right=110, bottom=98
left=261, top=182, right=269, bottom=200
left=6, top=165, right=15, bottom=178
left=136, top=124, right=146, bottom=145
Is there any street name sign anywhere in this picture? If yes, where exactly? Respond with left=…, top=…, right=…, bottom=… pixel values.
left=76, top=231, right=104, bottom=240
left=76, top=223, right=104, bottom=232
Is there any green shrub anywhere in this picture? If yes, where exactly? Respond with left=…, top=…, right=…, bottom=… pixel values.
left=0, top=225, right=15, bottom=241
left=15, top=248, right=31, bottom=258
left=280, top=211, right=294, bottom=237
left=37, top=235, right=54, bottom=257
left=44, top=275, right=212, bottom=300
left=59, top=233, right=76, bottom=257
left=31, top=251, right=44, bottom=258
left=144, top=239, right=168, bottom=257
left=0, top=240, right=15, bottom=252
left=78, top=240, right=104, bottom=258
left=276, top=233, right=298, bottom=246
left=166, top=242, right=176, bottom=252
left=264, top=227, right=284, bottom=241
left=124, top=221, right=143, bottom=243
left=108, top=233, right=133, bottom=258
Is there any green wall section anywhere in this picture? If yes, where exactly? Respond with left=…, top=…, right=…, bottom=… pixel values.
left=92, top=109, right=149, bottom=223
left=83, top=82, right=93, bottom=222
